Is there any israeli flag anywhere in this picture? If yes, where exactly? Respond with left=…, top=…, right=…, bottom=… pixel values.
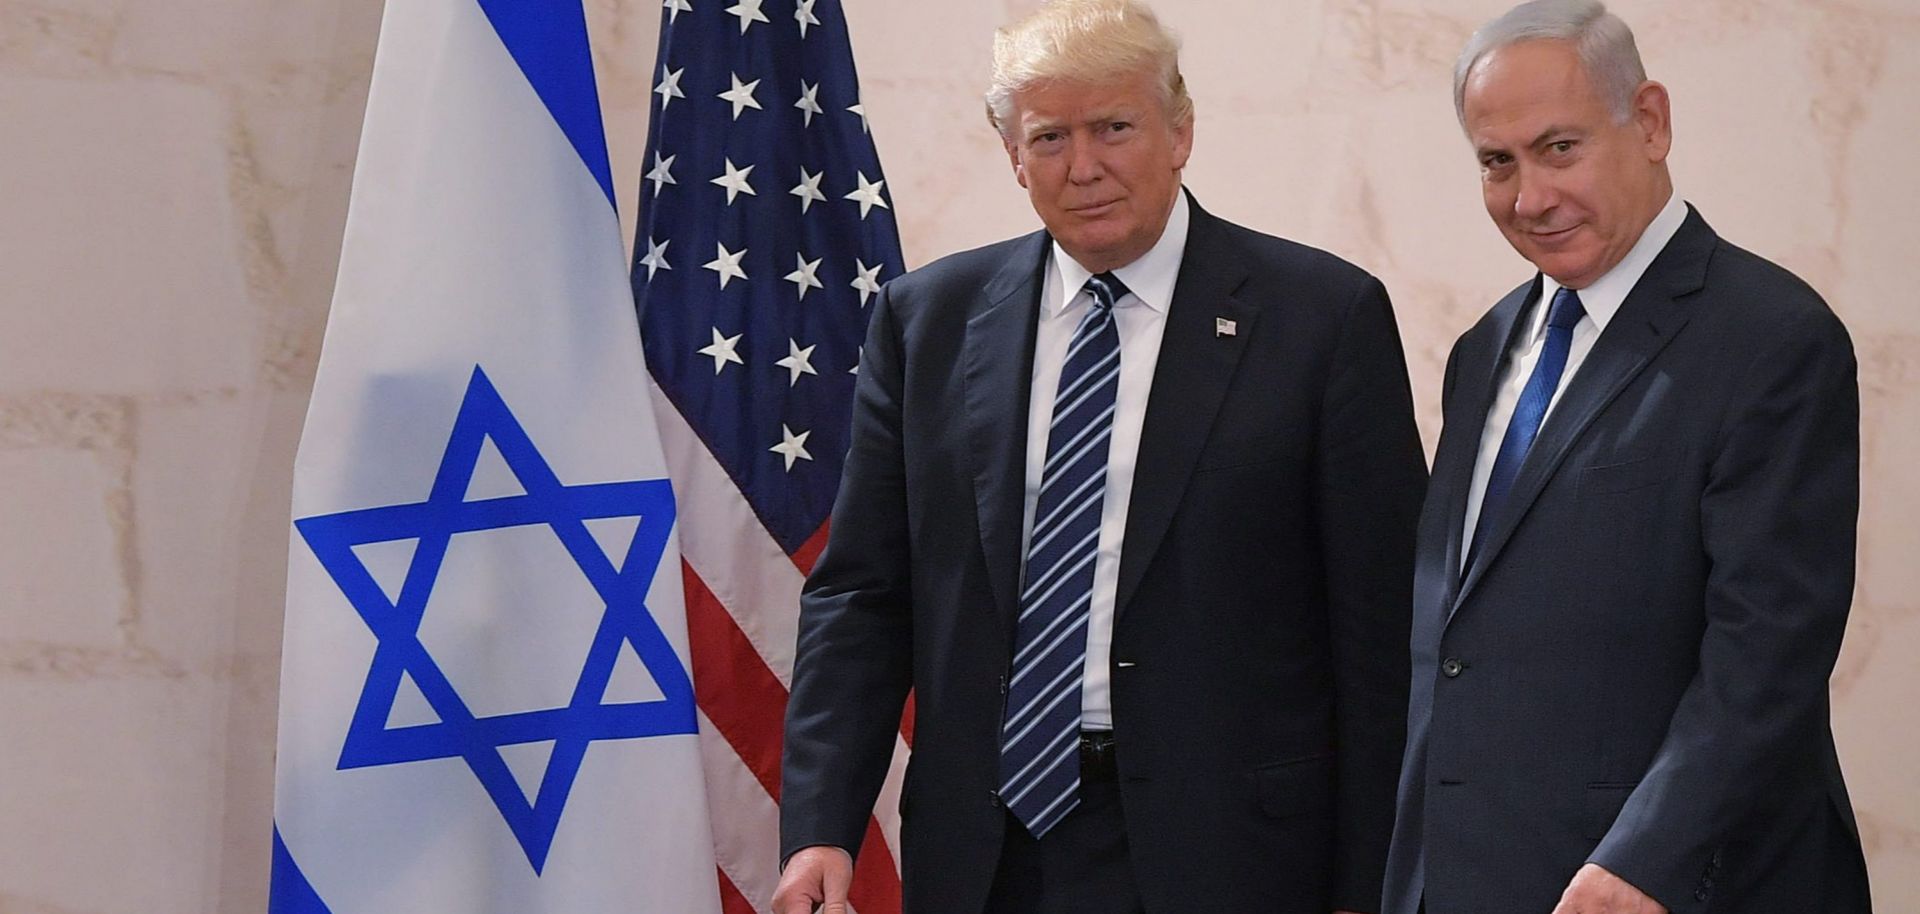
left=269, top=1, right=720, bottom=911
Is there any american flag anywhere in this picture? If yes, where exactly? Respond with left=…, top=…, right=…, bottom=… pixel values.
left=629, top=1, right=909, bottom=912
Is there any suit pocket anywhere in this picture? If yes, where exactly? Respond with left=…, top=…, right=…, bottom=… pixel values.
left=1583, top=781, right=1639, bottom=840
left=1254, top=753, right=1336, bottom=821
left=1580, top=457, right=1673, bottom=495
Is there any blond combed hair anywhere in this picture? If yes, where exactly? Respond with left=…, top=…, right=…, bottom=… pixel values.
left=985, top=0, right=1193, bottom=137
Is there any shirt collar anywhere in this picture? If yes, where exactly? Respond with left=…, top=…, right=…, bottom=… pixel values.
left=1533, top=190, right=1688, bottom=340
left=1049, top=190, right=1191, bottom=317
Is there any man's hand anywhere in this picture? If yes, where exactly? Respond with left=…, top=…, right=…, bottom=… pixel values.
left=771, top=846, right=854, bottom=914
left=1550, top=863, right=1667, bottom=914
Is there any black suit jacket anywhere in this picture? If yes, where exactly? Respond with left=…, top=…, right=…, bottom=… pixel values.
left=781, top=195, right=1427, bottom=914
left=1383, top=208, right=1872, bottom=914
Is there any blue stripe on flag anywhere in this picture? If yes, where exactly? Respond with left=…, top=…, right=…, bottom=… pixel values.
left=474, top=0, right=616, bottom=206
left=268, top=826, right=334, bottom=914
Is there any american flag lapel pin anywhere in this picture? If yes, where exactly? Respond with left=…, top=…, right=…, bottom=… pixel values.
left=1215, top=317, right=1237, bottom=338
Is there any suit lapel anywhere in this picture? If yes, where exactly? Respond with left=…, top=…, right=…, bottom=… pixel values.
left=1434, top=279, right=1537, bottom=608
left=1113, top=201, right=1256, bottom=621
left=1451, top=209, right=1717, bottom=616
left=965, top=230, right=1051, bottom=635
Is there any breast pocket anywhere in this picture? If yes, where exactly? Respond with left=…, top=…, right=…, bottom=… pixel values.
left=1579, top=456, right=1674, bottom=495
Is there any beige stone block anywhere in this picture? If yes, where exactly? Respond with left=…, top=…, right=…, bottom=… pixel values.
left=0, top=439, right=129, bottom=650
left=0, top=0, right=120, bottom=78
left=229, top=71, right=370, bottom=246
left=1832, top=611, right=1920, bottom=908
left=865, top=75, right=1036, bottom=268
left=1322, top=88, right=1520, bottom=292
left=1298, top=0, right=1476, bottom=104
left=109, top=0, right=379, bottom=81
left=0, top=676, right=229, bottom=914
left=1857, top=376, right=1920, bottom=614
left=0, top=75, right=256, bottom=393
left=228, top=92, right=369, bottom=387
left=1191, top=90, right=1495, bottom=437
left=1152, top=0, right=1321, bottom=117
left=107, top=0, right=244, bottom=77
left=214, top=652, right=280, bottom=914
left=1186, top=109, right=1356, bottom=250
left=821, top=0, right=1038, bottom=268
left=1657, top=30, right=1838, bottom=277
left=1830, top=23, right=1920, bottom=335
left=129, top=390, right=302, bottom=673
left=843, top=0, right=1000, bottom=89
left=586, top=0, right=665, bottom=100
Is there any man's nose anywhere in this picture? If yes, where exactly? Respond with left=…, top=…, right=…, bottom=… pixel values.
left=1066, top=137, right=1104, bottom=185
left=1512, top=164, right=1558, bottom=222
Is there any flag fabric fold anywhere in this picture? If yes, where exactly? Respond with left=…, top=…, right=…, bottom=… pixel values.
left=271, top=0, right=719, bottom=910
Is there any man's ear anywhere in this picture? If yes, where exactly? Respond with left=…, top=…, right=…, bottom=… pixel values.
left=1171, top=115, right=1194, bottom=172
left=1004, top=137, right=1028, bottom=189
left=1632, top=80, right=1672, bottom=164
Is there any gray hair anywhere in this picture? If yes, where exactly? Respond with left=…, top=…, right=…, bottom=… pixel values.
left=985, top=0, right=1192, bottom=138
left=1454, top=0, right=1647, bottom=126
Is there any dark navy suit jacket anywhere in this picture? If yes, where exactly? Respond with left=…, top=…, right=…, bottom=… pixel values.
left=1384, top=208, right=1872, bottom=914
left=781, top=195, right=1428, bottom=914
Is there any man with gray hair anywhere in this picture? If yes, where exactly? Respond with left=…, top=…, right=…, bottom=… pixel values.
left=1384, top=1, right=1872, bottom=912
left=774, top=1, right=1426, bottom=912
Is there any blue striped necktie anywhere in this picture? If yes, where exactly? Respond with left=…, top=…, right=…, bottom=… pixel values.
left=1467, top=286, right=1586, bottom=571
left=999, top=271, right=1127, bottom=837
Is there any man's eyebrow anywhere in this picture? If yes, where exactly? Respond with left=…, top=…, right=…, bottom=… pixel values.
left=1021, top=118, right=1064, bottom=139
left=1022, top=106, right=1140, bottom=137
left=1528, top=125, right=1579, bottom=148
left=1475, top=125, right=1579, bottom=158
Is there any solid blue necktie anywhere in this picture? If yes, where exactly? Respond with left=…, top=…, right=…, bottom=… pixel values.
left=1467, top=286, right=1586, bottom=571
left=999, top=271, right=1126, bottom=837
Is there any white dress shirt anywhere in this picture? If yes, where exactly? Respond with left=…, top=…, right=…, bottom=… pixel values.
left=1460, top=191, right=1690, bottom=564
left=1018, top=191, right=1190, bottom=731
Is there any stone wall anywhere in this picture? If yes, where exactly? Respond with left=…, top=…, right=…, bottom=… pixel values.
left=0, top=0, right=1912, bottom=910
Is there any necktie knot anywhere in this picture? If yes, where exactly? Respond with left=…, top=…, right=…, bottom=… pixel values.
left=1546, top=287, right=1585, bottom=331
left=1084, top=272, right=1129, bottom=312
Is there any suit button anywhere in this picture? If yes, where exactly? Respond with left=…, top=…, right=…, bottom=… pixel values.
left=988, top=790, right=1002, bottom=809
left=1441, top=658, right=1464, bottom=678
left=1695, top=888, right=1710, bottom=902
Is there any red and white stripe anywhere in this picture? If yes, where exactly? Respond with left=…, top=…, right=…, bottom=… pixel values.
left=654, top=386, right=911, bottom=914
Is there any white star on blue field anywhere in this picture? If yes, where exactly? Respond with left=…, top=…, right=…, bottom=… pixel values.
left=295, top=366, right=695, bottom=872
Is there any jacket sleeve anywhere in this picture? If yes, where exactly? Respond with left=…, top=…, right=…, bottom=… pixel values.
left=779, top=281, right=916, bottom=864
left=1316, top=275, right=1429, bottom=912
left=1588, top=308, right=1860, bottom=912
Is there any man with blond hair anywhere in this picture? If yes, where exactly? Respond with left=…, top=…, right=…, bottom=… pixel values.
left=1384, top=2, right=1872, bottom=913
left=775, top=1, right=1425, bottom=912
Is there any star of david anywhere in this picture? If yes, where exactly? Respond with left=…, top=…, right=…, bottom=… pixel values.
left=294, top=366, right=695, bottom=873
